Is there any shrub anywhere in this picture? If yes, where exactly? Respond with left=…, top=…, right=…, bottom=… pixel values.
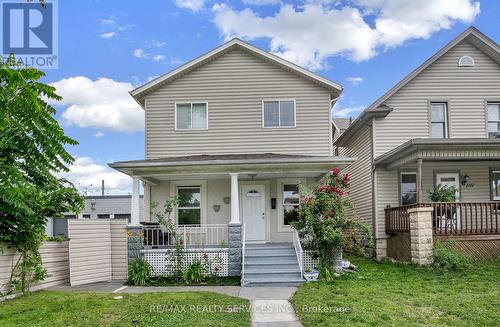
left=293, top=168, right=372, bottom=268
left=432, top=241, right=471, bottom=272
left=182, top=261, right=206, bottom=284
left=128, top=258, right=150, bottom=286
left=427, top=184, right=457, bottom=202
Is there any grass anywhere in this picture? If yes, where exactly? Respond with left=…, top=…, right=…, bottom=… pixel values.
left=292, top=257, right=500, bottom=327
left=144, top=276, right=241, bottom=286
left=0, top=290, right=251, bottom=327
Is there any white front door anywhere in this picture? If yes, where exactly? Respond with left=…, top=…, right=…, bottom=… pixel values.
left=435, top=173, right=460, bottom=201
left=241, top=184, right=266, bottom=241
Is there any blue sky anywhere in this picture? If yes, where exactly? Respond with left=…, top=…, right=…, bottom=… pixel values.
left=38, top=0, right=499, bottom=194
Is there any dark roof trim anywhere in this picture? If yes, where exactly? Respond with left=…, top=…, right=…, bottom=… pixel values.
left=374, top=138, right=500, bottom=166
left=130, top=38, right=343, bottom=108
left=336, top=26, right=500, bottom=145
left=334, top=105, right=393, bottom=146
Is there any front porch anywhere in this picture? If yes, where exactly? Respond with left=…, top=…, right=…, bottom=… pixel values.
left=375, top=139, right=500, bottom=262
left=111, top=153, right=353, bottom=280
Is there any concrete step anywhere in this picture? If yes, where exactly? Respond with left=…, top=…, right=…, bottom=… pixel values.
left=245, top=255, right=298, bottom=264
left=244, top=271, right=302, bottom=280
left=242, top=277, right=305, bottom=287
left=244, top=262, right=299, bottom=270
left=245, top=243, right=293, bottom=249
left=246, top=248, right=295, bottom=256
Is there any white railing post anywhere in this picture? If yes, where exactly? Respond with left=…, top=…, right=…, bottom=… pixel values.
left=293, top=229, right=304, bottom=279
left=183, top=226, right=187, bottom=250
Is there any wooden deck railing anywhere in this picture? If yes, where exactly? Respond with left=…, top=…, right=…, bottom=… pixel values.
left=385, top=202, right=500, bottom=236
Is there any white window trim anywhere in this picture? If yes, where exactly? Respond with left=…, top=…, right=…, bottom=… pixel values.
left=492, top=170, right=500, bottom=201
left=170, top=180, right=207, bottom=225
left=277, top=178, right=304, bottom=232
left=400, top=172, right=418, bottom=206
left=174, top=102, right=209, bottom=131
left=487, top=102, right=500, bottom=138
left=430, top=102, right=449, bottom=138
left=262, top=99, right=296, bottom=129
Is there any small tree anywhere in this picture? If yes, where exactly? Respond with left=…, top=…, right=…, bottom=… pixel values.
left=0, top=56, right=83, bottom=293
left=293, top=168, right=372, bottom=269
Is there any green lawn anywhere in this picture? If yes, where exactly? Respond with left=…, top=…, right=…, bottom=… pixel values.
left=292, top=257, right=500, bottom=327
left=0, top=291, right=250, bottom=327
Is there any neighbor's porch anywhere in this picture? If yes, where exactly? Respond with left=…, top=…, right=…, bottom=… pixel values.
left=374, top=139, right=500, bottom=261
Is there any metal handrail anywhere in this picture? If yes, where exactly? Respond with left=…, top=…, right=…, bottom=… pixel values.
left=241, top=223, right=246, bottom=284
left=292, top=229, right=304, bottom=279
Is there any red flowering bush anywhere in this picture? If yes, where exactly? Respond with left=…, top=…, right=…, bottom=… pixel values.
left=293, top=168, right=371, bottom=268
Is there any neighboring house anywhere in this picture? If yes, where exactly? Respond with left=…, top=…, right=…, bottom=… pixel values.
left=335, top=27, right=500, bottom=258
left=110, top=38, right=353, bottom=285
left=332, top=117, right=353, bottom=155
left=45, top=195, right=144, bottom=237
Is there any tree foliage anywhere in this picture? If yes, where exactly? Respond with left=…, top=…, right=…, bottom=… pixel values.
left=0, top=56, right=83, bottom=293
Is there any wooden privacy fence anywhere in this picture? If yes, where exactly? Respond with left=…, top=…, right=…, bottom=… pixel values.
left=68, top=219, right=127, bottom=286
left=0, top=241, right=69, bottom=293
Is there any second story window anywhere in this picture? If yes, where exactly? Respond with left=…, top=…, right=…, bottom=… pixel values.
left=487, top=103, right=500, bottom=138
left=430, top=102, right=448, bottom=138
left=263, top=100, right=295, bottom=128
left=176, top=103, right=207, bottom=130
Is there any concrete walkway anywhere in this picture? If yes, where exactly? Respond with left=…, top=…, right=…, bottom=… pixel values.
left=48, top=282, right=303, bottom=326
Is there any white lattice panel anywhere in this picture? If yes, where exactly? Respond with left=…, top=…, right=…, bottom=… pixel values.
left=141, top=248, right=229, bottom=277
left=303, top=250, right=319, bottom=271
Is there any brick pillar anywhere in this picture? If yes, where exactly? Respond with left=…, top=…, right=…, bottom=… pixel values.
left=127, top=225, right=143, bottom=264
left=408, top=207, right=434, bottom=265
left=228, top=223, right=242, bottom=276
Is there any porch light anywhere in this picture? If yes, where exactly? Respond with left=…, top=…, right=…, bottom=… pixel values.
left=223, top=197, right=230, bottom=204
left=461, top=174, right=470, bottom=186
left=213, top=204, right=221, bottom=212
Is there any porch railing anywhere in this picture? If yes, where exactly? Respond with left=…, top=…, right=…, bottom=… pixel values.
left=142, top=224, right=229, bottom=249
left=385, top=202, right=500, bottom=235
left=292, top=229, right=304, bottom=279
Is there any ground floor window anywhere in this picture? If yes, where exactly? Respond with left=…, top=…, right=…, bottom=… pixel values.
left=400, top=172, right=417, bottom=205
left=283, top=184, right=300, bottom=226
left=177, top=186, right=201, bottom=225
left=492, top=170, right=500, bottom=201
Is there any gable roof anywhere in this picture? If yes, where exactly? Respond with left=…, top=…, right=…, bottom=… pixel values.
left=335, top=26, right=500, bottom=146
left=130, top=38, right=343, bottom=108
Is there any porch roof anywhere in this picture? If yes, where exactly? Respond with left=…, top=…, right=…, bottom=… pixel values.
left=109, top=153, right=355, bottom=183
left=375, top=138, right=500, bottom=169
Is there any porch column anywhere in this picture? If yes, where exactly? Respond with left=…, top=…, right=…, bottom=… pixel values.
left=130, top=177, right=141, bottom=226
left=408, top=206, right=434, bottom=265
left=417, top=158, right=424, bottom=203
left=229, top=173, right=240, bottom=224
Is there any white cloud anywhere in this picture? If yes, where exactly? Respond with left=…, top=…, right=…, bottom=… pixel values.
left=100, top=31, right=116, bottom=39
left=212, top=1, right=480, bottom=70
left=242, top=0, right=280, bottom=5
left=50, top=76, right=144, bottom=132
left=152, top=54, right=166, bottom=62
left=175, top=0, right=206, bottom=12
left=332, top=105, right=365, bottom=118
left=346, top=76, right=363, bottom=85
left=101, top=18, right=115, bottom=25
left=133, top=48, right=147, bottom=58
left=148, top=39, right=166, bottom=47
left=59, top=157, right=132, bottom=195
left=93, top=131, right=105, bottom=138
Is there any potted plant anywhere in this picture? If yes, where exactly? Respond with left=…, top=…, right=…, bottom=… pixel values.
left=293, top=168, right=372, bottom=273
left=427, top=184, right=457, bottom=229
left=303, top=268, right=319, bottom=282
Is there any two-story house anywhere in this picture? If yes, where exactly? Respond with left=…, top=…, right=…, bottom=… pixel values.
left=110, top=39, right=353, bottom=285
left=335, top=27, right=500, bottom=260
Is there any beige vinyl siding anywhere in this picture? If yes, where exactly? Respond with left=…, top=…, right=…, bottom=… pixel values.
left=145, top=49, right=332, bottom=158
left=0, top=241, right=69, bottom=293
left=110, top=219, right=128, bottom=280
left=375, top=169, right=399, bottom=237
left=340, top=124, right=373, bottom=230
left=375, top=40, right=500, bottom=157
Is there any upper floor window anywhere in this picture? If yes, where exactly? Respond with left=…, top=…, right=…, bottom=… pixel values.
left=430, top=102, right=448, bottom=138
left=263, top=100, right=295, bottom=128
left=176, top=103, right=207, bottom=130
left=400, top=172, right=417, bottom=205
left=487, top=103, right=500, bottom=138
left=177, top=186, right=201, bottom=225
